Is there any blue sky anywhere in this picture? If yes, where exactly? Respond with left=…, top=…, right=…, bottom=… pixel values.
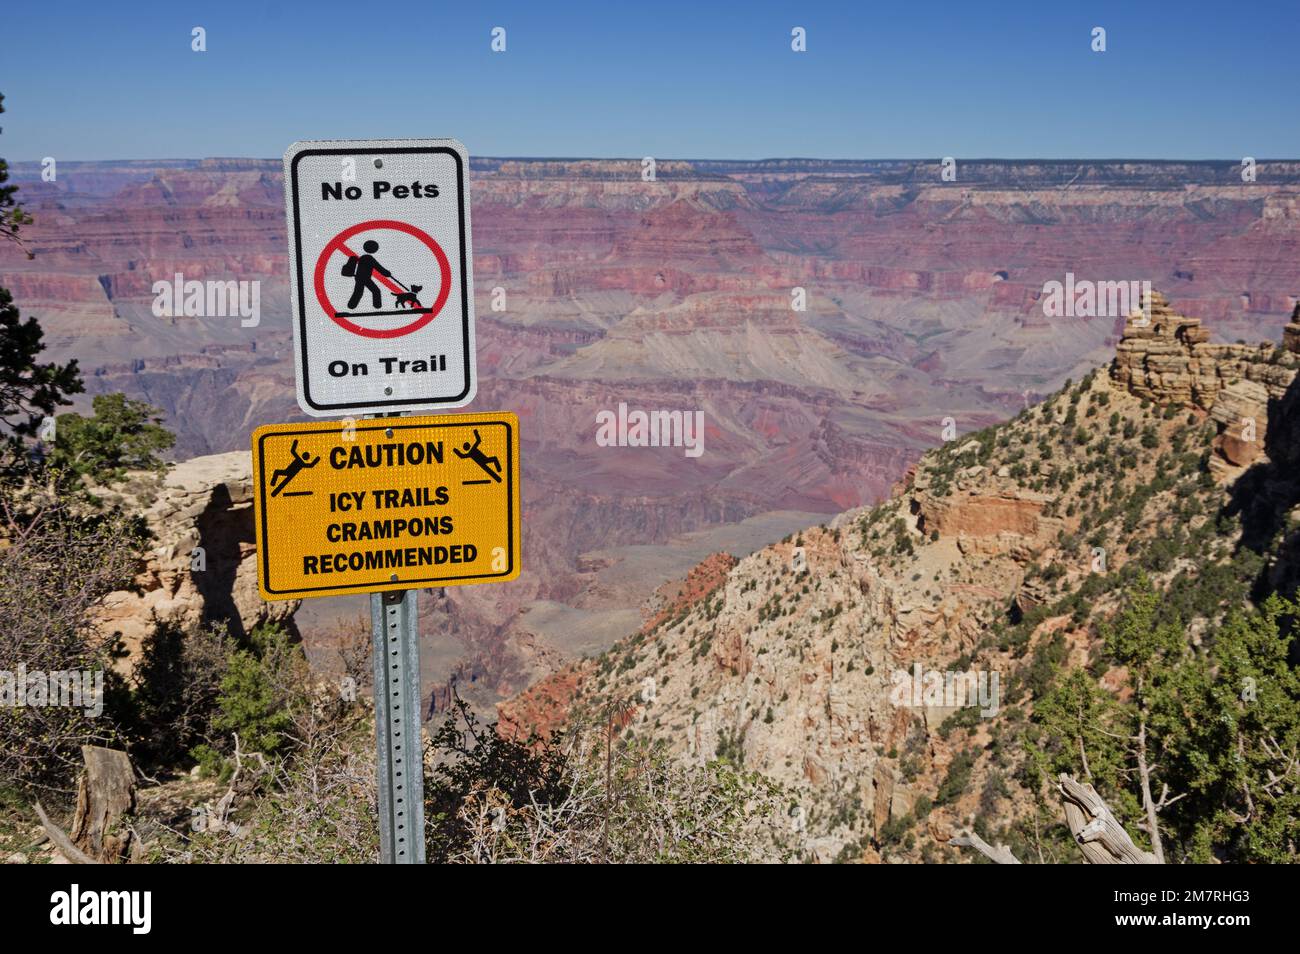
left=3, top=0, right=1298, bottom=161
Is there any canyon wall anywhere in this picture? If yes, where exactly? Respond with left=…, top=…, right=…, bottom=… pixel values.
left=4, top=158, right=1300, bottom=708
left=500, top=302, right=1300, bottom=860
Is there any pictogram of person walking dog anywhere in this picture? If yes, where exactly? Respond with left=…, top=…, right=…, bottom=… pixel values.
left=340, top=239, right=425, bottom=315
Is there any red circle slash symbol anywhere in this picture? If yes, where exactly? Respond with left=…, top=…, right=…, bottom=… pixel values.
left=313, top=219, right=452, bottom=339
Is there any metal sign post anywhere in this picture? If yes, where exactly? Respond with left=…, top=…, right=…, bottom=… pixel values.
left=371, top=588, right=425, bottom=864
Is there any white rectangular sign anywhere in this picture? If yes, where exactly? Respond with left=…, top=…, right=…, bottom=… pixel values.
left=284, top=139, right=476, bottom=416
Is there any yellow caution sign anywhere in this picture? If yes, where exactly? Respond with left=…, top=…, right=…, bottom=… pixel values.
left=252, top=412, right=519, bottom=600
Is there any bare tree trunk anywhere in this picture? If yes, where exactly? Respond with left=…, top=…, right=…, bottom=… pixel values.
left=1076, top=700, right=1092, bottom=782
left=1059, top=773, right=1160, bottom=864
left=1133, top=718, right=1165, bottom=863
left=68, top=745, right=136, bottom=863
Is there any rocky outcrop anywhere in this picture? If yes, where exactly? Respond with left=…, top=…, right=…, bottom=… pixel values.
left=914, top=490, right=1051, bottom=539
left=92, top=452, right=298, bottom=671
left=1111, top=292, right=1300, bottom=471
left=1211, top=379, right=1271, bottom=466
left=1110, top=292, right=1294, bottom=407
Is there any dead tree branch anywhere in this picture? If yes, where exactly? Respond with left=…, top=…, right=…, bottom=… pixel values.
left=33, top=801, right=100, bottom=865
left=1058, top=773, right=1160, bottom=864
left=948, top=829, right=1022, bottom=864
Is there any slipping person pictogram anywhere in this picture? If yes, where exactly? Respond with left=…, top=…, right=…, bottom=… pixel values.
left=454, top=429, right=502, bottom=483
left=269, top=439, right=321, bottom=497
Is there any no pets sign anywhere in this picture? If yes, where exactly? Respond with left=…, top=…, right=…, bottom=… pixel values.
left=283, top=139, right=477, bottom=416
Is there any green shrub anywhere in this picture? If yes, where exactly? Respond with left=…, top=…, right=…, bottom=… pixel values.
left=211, top=623, right=302, bottom=757
left=936, top=749, right=977, bottom=805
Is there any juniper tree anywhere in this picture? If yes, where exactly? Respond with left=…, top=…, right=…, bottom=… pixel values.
left=1153, top=595, right=1300, bottom=862
left=49, top=393, right=174, bottom=481
left=1032, top=575, right=1300, bottom=862
left=0, top=93, right=82, bottom=475
left=1100, top=574, right=1184, bottom=862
